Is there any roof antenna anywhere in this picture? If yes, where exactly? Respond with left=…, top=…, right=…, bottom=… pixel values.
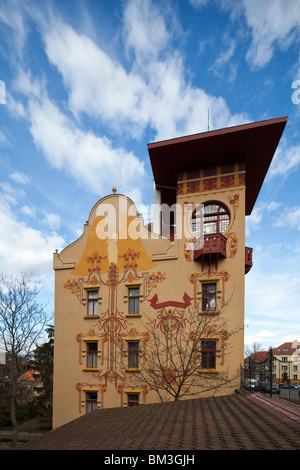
left=208, top=109, right=210, bottom=131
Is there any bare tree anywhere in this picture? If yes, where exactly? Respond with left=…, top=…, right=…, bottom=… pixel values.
left=118, top=296, right=241, bottom=403
left=0, top=272, right=51, bottom=447
left=244, top=342, right=263, bottom=359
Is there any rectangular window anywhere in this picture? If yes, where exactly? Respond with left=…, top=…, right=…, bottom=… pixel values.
left=201, top=340, right=216, bottom=369
left=202, top=283, right=216, bottom=311
left=128, top=393, right=139, bottom=406
left=87, top=290, right=98, bottom=316
left=86, top=342, right=98, bottom=368
left=128, top=341, right=139, bottom=369
left=128, top=287, right=140, bottom=314
left=86, top=392, right=97, bottom=413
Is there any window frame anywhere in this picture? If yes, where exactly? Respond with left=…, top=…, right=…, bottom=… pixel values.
left=202, top=282, right=217, bottom=312
left=87, top=290, right=99, bottom=317
left=127, top=393, right=140, bottom=407
left=127, top=341, right=139, bottom=370
left=86, top=391, right=98, bottom=413
left=201, top=340, right=217, bottom=370
left=128, top=287, right=140, bottom=315
left=86, top=342, right=98, bottom=369
left=191, top=202, right=230, bottom=238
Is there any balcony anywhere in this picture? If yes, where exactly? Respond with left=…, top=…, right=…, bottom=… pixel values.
left=194, top=233, right=227, bottom=272
left=245, top=247, right=253, bottom=274
left=193, top=234, right=253, bottom=275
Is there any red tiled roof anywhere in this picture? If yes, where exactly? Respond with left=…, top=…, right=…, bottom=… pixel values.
left=17, top=369, right=41, bottom=384
left=273, top=342, right=300, bottom=355
left=244, top=351, right=269, bottom=363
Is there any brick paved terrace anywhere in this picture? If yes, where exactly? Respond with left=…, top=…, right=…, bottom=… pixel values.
left=15, top=392, right=300, bottom=451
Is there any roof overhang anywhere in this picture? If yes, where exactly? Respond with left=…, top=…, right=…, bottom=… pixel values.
left=148, top=116, right=287, bottom=215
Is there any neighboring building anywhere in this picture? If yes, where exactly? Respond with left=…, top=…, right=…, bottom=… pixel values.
left=272, top=341, right=300, bottom=384
left=53, top=117, right=287, bottom=428
left=244, top=340, right=300, bottom=385
left=244, top=350, right=270, bottom=382
left=17, top=369, right=43, bottom=398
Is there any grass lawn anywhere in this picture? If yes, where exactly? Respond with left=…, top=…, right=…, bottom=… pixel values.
left=0, top=416, right=52, bottom=433
left=17, top=416, right=52, bottom=432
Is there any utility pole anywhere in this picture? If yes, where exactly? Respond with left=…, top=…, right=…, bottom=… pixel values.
left=269, top=346, right=273, bottom=398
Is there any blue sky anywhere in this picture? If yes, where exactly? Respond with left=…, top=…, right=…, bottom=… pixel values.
left=1, top=0, right=300, bottom=352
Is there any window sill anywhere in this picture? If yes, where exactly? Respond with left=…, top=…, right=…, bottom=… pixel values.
left=83, top=367, right=99, bottom=372
left=125, top=314, right=142, bottom=318
left=200, top=310, right=218, bottom=315
left=126, top=368, right=140, bottom=373
left=84, top=315, right=100, bottom=319
left=198, top=369, right=218, bottom=374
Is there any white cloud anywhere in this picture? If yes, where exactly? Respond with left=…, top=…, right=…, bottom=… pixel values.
left=13, top=68, right=45, bottom=99
left=0, top=130, right=8, bottom=146
left=246, top=269, right=300, bottom=322
left=0, top=0, right=28, bottom=56
left=209, top=39, right=237, bottom=82
left=256, top=330, right=276, bottom=339
left=10, top=171, right=30, bottom=184
left=23, top=87, right=145, bottom=198
left=0, top=181, right=64, bottom=280
left=21, top=205, right=36, bottom=217
left=0, top=181, right=25, bottom=205
left=3, top=2, right=250, bottom=205
left=268, top=140, right=300, bottom=179
left=42, top=19, right=148, bottom=137
left=6, top=91, right=26, bottom=120
left=0, top=196, right=64, bottom=280
left=246, top=207, right=262, bottom=234
left=243, top=0, right=300, bottom=68
left=191, top=0, right=300, bottom=69
left=42, top=212, right=61, bottom=231
left=123, top=0, right=171, bottom=62
left=246, top=201, right=281, bottom=234
left=0, top=80, right=5, bottom=105
left=38, top=3, right=248, bottom=142
left=244, top=326, right=300, bottom=351
left=274, top=206, right=300, bottom=231
left=189, top=0, right=210, bottom=7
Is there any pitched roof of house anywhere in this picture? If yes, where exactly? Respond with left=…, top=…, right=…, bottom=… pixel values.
left=17, top=392, right=300, bottom=451
left=148, top=116, right=287, bottom=215
left=273, top=341, right=300, bottom=355
left=244, top=351, right=269, bottom=363
left=17, top=369, right=42, bottom=385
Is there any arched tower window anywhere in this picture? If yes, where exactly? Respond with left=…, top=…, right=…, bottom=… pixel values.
left=191, top=202, right=230, bottom=238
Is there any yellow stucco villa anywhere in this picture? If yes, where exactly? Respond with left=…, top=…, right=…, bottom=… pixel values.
left=53, top=117, right=287, bottom=428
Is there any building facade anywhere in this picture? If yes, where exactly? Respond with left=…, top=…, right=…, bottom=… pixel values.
left=272, top=341, right=300, bottom=384
left=53, top=117, right=286, bottom=428
left=244, top=341, right=300, bottom=385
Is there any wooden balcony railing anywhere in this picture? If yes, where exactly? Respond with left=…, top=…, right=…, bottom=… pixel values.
left=193, top=234, right=253, bottom=274
left=194, top=233, right=227, bottom=271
